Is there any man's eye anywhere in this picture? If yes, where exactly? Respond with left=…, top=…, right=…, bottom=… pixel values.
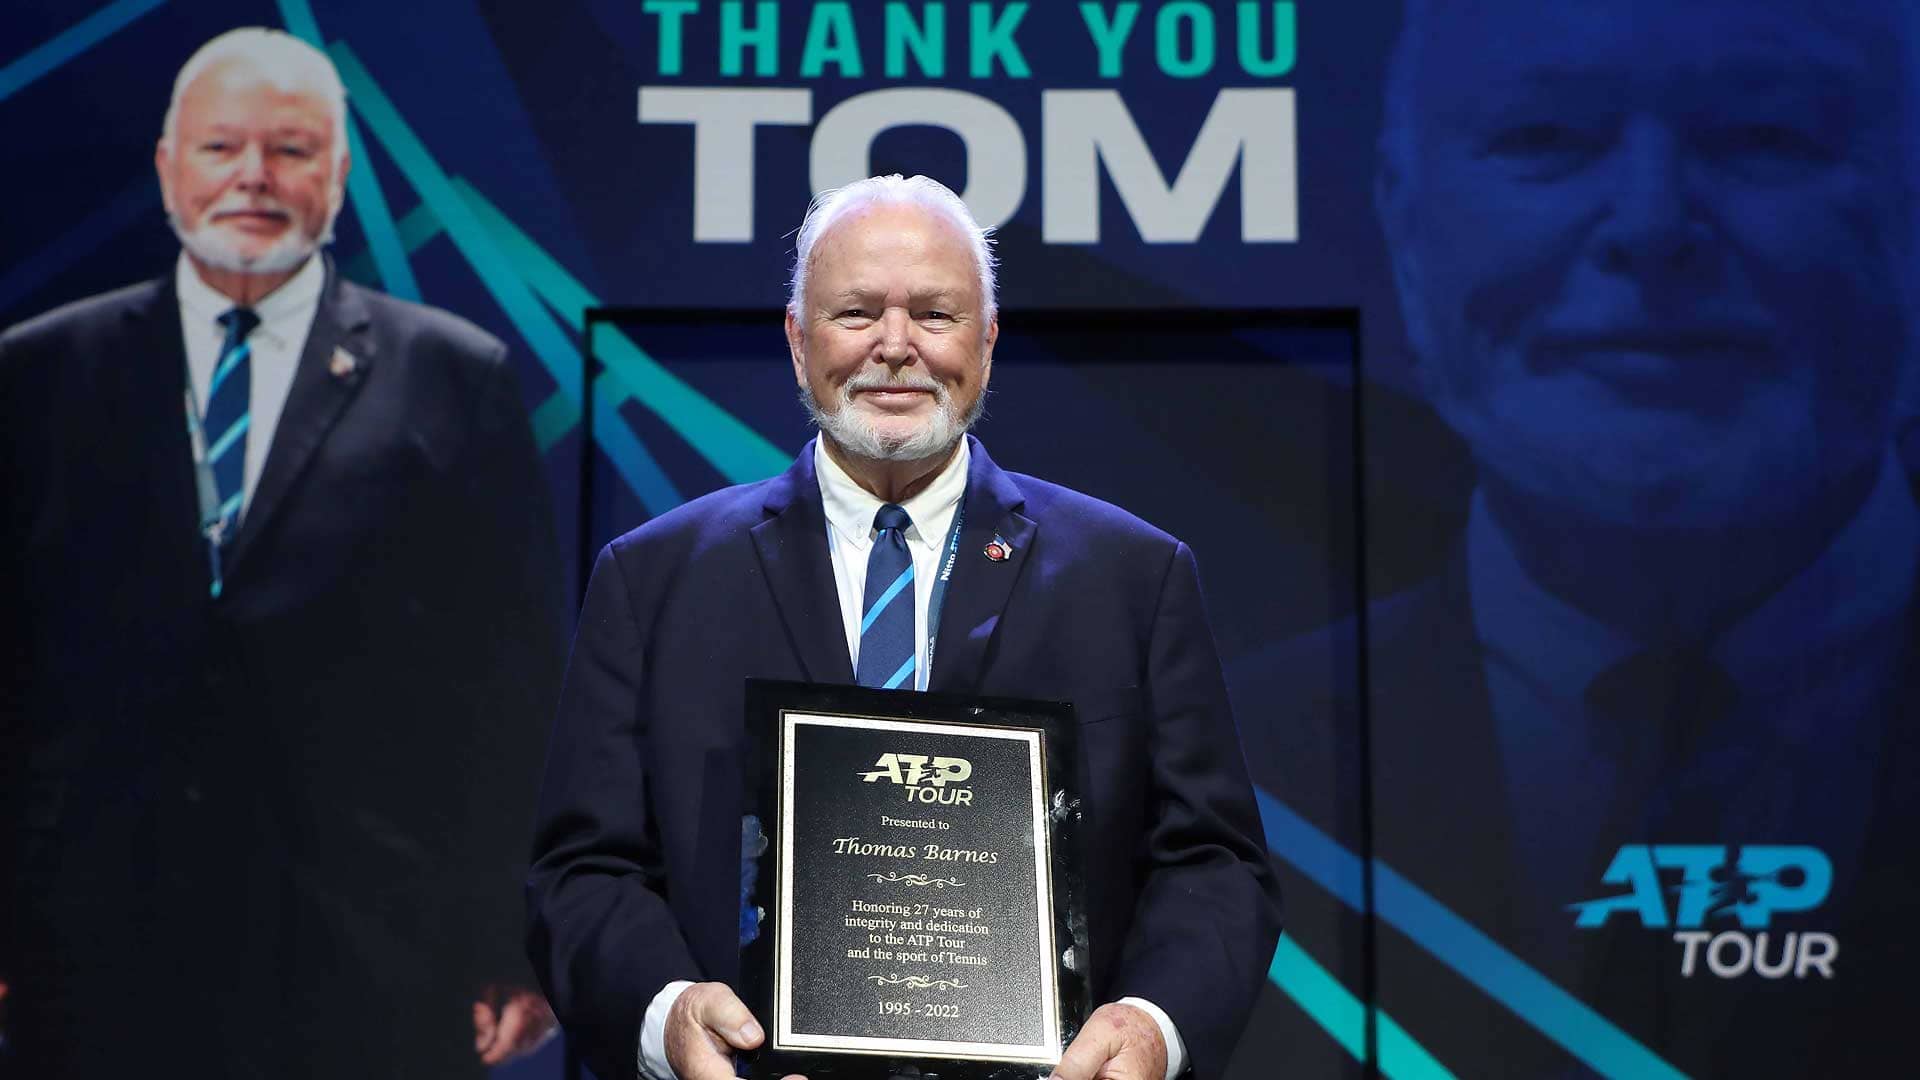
left=921, top=310, right=953, bottom=321
left=1701, top=123, right=1833, bottom=166
left=837, top=309, right=872, bottom=320
left=275, top=144, right=315, bottom=158
left=1476, top=120, right=1608, bottom=180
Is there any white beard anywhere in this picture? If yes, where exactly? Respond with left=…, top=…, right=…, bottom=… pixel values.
left=802, top=369, right=985, bottom=463
left=169, top=204, right=335, bottom=276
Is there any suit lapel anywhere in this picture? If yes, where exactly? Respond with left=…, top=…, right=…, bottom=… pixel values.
left=228, top=262, right=375, bottom=573
left=929, top=437, right=1035, bottom=694
left=750, top=442, right=855, bottom=684
left=1369, top=550, right=1518, bottom=920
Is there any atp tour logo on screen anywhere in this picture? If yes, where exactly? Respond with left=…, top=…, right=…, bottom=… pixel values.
left=860, top=752, right=975, bottom=806
left=1569, top=845, right=1838, bottom=980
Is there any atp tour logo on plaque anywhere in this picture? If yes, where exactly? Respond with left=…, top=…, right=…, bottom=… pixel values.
left=860, top=751, right=978, bottom=807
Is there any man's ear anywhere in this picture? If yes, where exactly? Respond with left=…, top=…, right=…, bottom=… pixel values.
left=333, top=145, right=353, bottom=211
left=979, top=313, right=998, bottom=389
left=786, top=308, right=807, bottom=388
left=155, top=139, right=175, bottom=217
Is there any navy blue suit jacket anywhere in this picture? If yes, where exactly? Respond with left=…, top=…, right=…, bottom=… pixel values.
left=527, top=436, right=1281, bottom=1080
left=1, top=262, right=566, bottom=1077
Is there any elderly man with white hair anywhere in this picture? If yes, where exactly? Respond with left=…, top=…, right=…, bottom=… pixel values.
left=1, top=27, right=564, bottom=1077
left=526, top=175, right=1281, bottom=1080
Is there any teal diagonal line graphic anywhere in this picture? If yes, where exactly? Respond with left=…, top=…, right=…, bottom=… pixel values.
left=274, top=1, right=417, bottom=300
left=341, top=200, right=441, bottom=287
left=318, top=44, right=680, bottom=512
left=325, top=42, right=581, bottom=415
left=336, top=115, right=420, bottom=300
left=0, top=0, right=166, bottom=102
left=1268, top=934, right=1456, bottom=1079
left=1255, top=788, right=1687, bottom=1079
left=1370, top=862, right=1687, bottom=1080
left=449, top=178, right=791, bottom=485
left=1379, top=1010, right=1457, bottom=1080
left=590, top=368, right=683, bottom=516
left=1269, top=935, right=1366, bottom=1063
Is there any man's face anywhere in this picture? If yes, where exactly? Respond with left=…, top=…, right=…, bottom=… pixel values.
left=156, top=58, right=346, bottom=275
left=787, top=202, right=996, bottom=463
left=1379, top=0, right=1914, bottom=529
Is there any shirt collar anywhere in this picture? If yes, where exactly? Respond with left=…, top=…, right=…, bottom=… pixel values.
left=815, top=436, right=970, bottom=548
left=1470, top=451, right=1920, bottom=729
left=174, top=251, right=326, bottom=348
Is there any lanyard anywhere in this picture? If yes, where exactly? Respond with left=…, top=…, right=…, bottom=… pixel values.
left=181, top=376, right=230, bottom=596
left=919, top=501, right=966, bottom=691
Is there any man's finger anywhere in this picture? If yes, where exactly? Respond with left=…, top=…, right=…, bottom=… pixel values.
left=1051, top=1020, right=1120, bottom=1080
left=689, top=983, right=764, bottom=1050
left=669, top=982, right=769, bottom=1080
left=481, top=997, right=535, bottom=1065
left=472, top=1000, right=497, bottom=1055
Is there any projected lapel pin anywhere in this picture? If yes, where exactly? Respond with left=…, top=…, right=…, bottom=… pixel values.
left=329, top=348, right=357, bottom=379
left=983, top=535, right=1011, bottom=562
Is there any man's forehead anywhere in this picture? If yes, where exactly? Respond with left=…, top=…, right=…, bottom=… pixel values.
left=1404, top=0, right=1904, bottom=94
left=809, top=204, right=979, bottom=290
left=818, top=202, right=969, bottom=253
left=178, top=57, right=335, bottom=125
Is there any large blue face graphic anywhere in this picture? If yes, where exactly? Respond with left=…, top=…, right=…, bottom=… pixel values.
left=1379, top=0, right=1917, bottom=530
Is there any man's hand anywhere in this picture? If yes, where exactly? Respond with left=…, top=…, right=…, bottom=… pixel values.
left=1051, top=1002, right=1168, bottom=1080
left=665, top=981, right=804, bottom=1080
left=472, top=984, right=558, bottom=1066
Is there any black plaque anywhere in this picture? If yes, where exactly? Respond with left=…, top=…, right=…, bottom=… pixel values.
left=742, top=680, right=1089, bottom=1080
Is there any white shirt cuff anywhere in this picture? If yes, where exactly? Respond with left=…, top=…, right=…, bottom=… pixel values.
left=1117, top=995, right=1187, bottom=1080
left=639, top=979, right=697, bottom=1080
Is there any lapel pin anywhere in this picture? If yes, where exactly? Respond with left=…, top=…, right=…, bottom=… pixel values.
left=329, top=348, right=357, bottom=379
left=983, top=536, right=1010, bottom=562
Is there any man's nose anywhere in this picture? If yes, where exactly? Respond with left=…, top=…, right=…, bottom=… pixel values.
left=1593, top=119, right=1706, bottom=278
left=233, top=142, right=270, bottom=189
left=875, top=308, right=913, bottom=366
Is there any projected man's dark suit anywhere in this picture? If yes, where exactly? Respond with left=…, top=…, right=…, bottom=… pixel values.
left=1282, top=0, right=1920, bottom=1073
left=0, top=263, right=565, bottom=1077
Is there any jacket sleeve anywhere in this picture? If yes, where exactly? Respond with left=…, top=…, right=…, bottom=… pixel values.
left=526, top=543, right=704, bottom=1080
left=1109, top=541, right=1284, bottom=1080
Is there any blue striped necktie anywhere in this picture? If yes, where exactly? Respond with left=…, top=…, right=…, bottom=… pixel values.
left=203, top=306, right=259, bottom=548
left=856, top=504, right=917, bottom=690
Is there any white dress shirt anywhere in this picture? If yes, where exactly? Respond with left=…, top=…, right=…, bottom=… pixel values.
left=176, top=252, right=325, bottom=517
left=817, top=435, right=970, bottom=686
left=640, top=437, right=1186, bottom=1080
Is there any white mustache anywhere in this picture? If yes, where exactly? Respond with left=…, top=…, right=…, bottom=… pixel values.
left=843, top=372, right=944, bottom=395
left=207, top=202, right=292, bottom=221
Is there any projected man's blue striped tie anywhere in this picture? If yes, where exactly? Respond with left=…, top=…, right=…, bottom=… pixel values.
left=856, top=504, right=917, bottom=690
left=204, top=306, right=259, bottom=548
